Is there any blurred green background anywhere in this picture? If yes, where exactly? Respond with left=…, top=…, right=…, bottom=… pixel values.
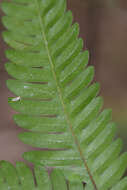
left=0, top=0, right=127, bottom=163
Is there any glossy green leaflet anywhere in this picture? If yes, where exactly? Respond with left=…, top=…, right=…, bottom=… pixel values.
left=1, top=0, right=127, bottom=189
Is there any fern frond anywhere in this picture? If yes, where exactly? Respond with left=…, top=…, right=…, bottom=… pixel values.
left=2, top=0, right=127, bottom=189
left=0, top=161, right=83, bottom=190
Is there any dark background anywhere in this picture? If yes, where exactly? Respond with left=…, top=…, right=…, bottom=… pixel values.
left=0, top=0, right=127, bottom=164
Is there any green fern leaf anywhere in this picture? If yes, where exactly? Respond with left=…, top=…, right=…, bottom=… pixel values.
left=0, top=161, right=83, bottom=190
left=2, top=0, right=127, bottom=189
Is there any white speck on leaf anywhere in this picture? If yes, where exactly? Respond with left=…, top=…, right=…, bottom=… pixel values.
left=24, top=86, right=28, bottom=89
left=12, top=96, right=21, bottom=102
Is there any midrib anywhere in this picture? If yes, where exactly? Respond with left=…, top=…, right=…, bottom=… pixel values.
left=34, top=0, right=98, bottom=189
